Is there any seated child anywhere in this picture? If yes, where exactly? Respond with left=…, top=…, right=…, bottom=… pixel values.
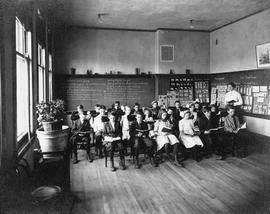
left=224, top=105, right=247, bottom=158
left=179, top=109, right=204, bottom=162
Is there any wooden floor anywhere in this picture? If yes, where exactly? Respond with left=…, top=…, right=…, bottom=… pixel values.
left=70, top=151, right=270, bottom=214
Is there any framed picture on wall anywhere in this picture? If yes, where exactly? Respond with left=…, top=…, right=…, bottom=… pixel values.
left=256, top=42, right=270, bottom=68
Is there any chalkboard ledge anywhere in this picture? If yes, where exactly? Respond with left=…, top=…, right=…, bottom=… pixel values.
left=242, top=112, right=270, bottom=120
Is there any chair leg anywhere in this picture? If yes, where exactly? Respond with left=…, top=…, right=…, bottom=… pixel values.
left=105, top=149, right=108, bottom=167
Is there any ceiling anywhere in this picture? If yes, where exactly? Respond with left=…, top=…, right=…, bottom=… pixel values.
left=38, top=0, right=270, bottom=31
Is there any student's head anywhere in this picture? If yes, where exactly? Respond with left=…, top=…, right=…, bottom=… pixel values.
left=227, top=82, right=236, bottom=92
left=94, top=104, right=101, bottom=112
left=202, top=103, right=207, bottom=109
left=114, top=101, right=120, bottom=109
left=167, top=107, right=174, bottom=115
left=109, top=113, right=116, bottom=122
left=210, top=104, right=218, bottom=113
left=134, top=103, right=140, bottom=111
left=144, top=108, right=151, bottom=116
left=125, top=106, right=131, bottom=115
left=189, top=103, right=195, bottom=112
left=99, top=106, right=106, bottom=115
left=194, top=102, right=201, bottom=110
left=151, top=100, right=158, bottom=108
left=175, top=101, right=180, bottom=109
left=77, top=105, right=84, bottom=114
left=227, top=105, right=235, bottom=116
left=203, top=106, right=211, bottom=118
left=100, top=105, right=106, bottom=110
left=161, top=111, right=168, bottom=120
left=136, top=112, right=143, bottom=123
left=183, top=109, right=191, bottom=119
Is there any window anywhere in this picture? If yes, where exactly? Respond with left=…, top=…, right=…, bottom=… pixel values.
left=16, top=17, right=33, bottom=144
left=38, top=44, right=46, bottom=102
left=48, top=53, right=53, bottom=101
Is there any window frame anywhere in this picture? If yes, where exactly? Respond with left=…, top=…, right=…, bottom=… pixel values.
left=15, top=17, right=34, bottom=151
left=38, top=43, right=46, bottom=103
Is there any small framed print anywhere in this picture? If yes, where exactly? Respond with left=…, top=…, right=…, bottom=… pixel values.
left=256, top=42, right=270, bottom=68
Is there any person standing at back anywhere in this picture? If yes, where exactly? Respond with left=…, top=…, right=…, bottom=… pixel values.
left=225, top=82, right=243, bottom=107
left=224, top=82, right=243, bottom=122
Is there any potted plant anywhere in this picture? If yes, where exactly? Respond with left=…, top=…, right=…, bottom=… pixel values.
left=36, top=99, right=70, bottom=155
left=36, top=99, right=65, bottom=131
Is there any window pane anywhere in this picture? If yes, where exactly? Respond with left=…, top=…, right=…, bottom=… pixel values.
left=26, top=31, right=32, bottom=58
left=38, top=44, right=42, bottom=65
left=41, top=48, right=45, bottom=67
left=49, top=54, right=52, bottom=71
left=49, top=54, right=52, bottom=101
left=15, top=18, right=24, bottom=54
left=49, top=71, right=52, bottom=101
left=16, top=19, right=20, bottom=52
left=29, top=61, right=33, bottom=132
left=43, top=67, right=46, bottom=100
left=16, top=55, right=29, bottom=139
left=38, top=66, right=44, bottom=102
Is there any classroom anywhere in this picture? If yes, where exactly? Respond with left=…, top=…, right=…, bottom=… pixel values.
left=1, top=0, right=270, bottom=213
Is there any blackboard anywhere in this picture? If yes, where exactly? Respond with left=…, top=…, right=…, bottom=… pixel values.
left=211, top=69, right=270, bottom=119
left=54, top=75, right=155, bottom=111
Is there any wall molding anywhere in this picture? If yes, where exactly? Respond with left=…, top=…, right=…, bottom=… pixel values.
left=68, top=25, right=210, bottom=33
left=211, top=7, right=270, bottom=32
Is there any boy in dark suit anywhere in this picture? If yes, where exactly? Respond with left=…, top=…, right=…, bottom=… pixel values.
left=150, top=100, right=161, bottom=120
left=110, top=101, right=125, bottom=122
left=224, top=105, right=247, bottom=158
left=130, top=112, right=158, bottom=168
left=70, top=105, right=93, bottom=164
left=198, top=107, right=225, bottom=160
left=131, top=102, right=143, bottom=115
left=103, top=113, right=124, bottom=171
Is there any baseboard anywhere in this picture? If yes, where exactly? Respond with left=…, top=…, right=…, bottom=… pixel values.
left=248, top=131, right=270, bottom=154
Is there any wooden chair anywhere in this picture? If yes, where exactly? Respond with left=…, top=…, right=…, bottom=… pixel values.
left=69, top=120, right=94, bottom=159
left=103, top=140, right=123, bottom=167
left=129, top=136, right=156, bottom=165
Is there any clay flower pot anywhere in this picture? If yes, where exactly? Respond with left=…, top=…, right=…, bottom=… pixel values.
left=37, top=125, right=70, bottom=157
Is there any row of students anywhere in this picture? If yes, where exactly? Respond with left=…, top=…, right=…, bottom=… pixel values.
left=70, top=100, right=247, bottom=171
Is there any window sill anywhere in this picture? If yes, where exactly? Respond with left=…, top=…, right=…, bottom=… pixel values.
left=17, top=134, right=36, bottom=160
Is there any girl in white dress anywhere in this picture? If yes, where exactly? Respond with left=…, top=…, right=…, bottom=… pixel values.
left=154, top=111, right=182, bottom=166
left=179, top=110, right=204, bottom=162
